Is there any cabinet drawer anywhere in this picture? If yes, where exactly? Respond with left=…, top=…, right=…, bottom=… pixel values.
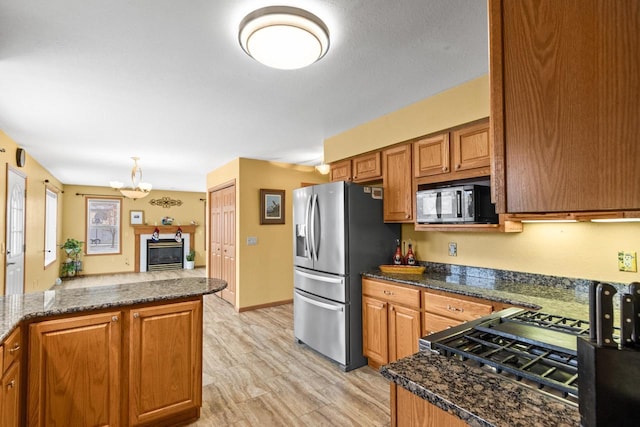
left=363, top=279, right=420, bottom=309
left=423, top=292, right=492, bottom=321
left=423, top=312, right=463, bottom=335
left=3, top=327, right=21, bottom=374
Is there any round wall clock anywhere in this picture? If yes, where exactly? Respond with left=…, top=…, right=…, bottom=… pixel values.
left=16, top=148, right=26, bottom=167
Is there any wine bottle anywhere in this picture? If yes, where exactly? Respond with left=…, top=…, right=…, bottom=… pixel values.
left=406, top=242, right=416, bottom=266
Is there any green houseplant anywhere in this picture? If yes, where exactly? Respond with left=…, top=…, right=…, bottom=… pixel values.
left=185, top=249, right=196, bottom=270
left=61, top=238, right=84, bottom=277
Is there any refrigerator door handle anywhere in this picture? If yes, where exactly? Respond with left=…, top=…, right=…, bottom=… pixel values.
left=304, top=194, right=313, bottom=260
left=310, top=193, right=319, bottom=261
left=296, top=291, right=344, bottom=312
left=295, top=269, right=344, bottom=284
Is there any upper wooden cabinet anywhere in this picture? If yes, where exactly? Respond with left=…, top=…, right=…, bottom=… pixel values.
left=414, top=120, right=491, bottom=184
left=329, top=152, right=382, bottom=183
left=383, top=144, right=413, bottom=222
left=489, top=0, right=640, bottom=213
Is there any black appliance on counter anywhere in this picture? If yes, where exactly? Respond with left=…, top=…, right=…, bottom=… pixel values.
left=422, top=283, right=640, bottom=426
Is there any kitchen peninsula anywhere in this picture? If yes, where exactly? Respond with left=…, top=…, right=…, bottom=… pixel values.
left=364, top=264, right=612, bottom=426
left=0, top=277, right=226, bottom=426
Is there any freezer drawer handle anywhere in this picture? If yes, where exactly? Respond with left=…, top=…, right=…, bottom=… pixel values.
left=295, top=270, right=344, bottom=284
left=297, top=292, right=344, bottom=312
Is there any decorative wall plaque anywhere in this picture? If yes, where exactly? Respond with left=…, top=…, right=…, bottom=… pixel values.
left=149, top=197, right=183, bottom=208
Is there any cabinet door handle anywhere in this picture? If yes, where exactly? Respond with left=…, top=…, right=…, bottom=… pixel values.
left=111, top=315, right=119, bottom=322
left=405, top=214, right=410, bottom=219
left=455, top=164, right=461, bottom=170
left=442, top=166, right=448, bottom=172
left=133, top=312, right=140, bottom=319
left=9, top=343, right=20, bottom=354
left=446, top=304, right=464, bottom=313
left=390, top=306, right=395, bottom=312
left=7, top=380, right=15, bottom=389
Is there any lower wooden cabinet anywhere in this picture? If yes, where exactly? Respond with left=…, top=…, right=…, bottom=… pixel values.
left=423, top=289, right=498, bottom=335
left=128, top=300, right=202, bottom=426
left=28, top=312, right=122, bottom=426
left=26, top=298, right=203, bottom=427
left=2, top=327, right=22, bottom=427
left=362, top=279, right=422, bottom=368
left=391, top=384, right=467, bottom=427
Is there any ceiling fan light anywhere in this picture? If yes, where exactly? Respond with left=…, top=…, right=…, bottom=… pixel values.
left=315, top=163, right=330, bottom=175
left=239, top=6, right=330, bottom=70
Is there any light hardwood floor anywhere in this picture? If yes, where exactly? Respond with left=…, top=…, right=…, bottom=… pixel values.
left=58, top=270, right=391, bottom=426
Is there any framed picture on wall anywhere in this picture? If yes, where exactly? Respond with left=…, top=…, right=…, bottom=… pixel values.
left=260, top=189, right=285, bottom=225
left=130, top=210, right=144, bottom=225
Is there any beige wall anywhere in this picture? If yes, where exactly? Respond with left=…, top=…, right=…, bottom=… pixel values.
left=62, top=185, right=207, bottom=275
left=207, top=158, right=328, bottom=310
left=324, top=76, right=640, bottom=284
left=324, top=75, right=490, bottom=162
left=1, top=130, right=65, bottom=293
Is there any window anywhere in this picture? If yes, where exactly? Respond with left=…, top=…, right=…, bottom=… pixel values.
left=86, top=197, right=122, bottom=255
left=44, top=188, right=58, bottom=267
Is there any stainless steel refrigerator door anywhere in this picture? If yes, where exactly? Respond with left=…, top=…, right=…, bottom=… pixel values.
left=294, top=267, right=346, bottom=303
left=294, top=289, right=347, bottom=366
left=293, top=186, right=314, bottom=270
left=311, top=181, right=346, bottom=275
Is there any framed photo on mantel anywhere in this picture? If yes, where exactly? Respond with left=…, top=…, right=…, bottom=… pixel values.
left=260, top=189, right=285, bottom=225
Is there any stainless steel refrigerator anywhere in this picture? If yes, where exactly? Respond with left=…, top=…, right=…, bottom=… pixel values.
left=292, top=181, right=400, bottom=371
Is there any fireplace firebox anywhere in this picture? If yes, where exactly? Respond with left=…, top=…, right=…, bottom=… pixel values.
left=147, top=239, right=184, bottom=271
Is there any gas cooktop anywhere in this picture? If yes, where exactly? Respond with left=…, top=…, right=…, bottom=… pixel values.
left=420, top=307, right=597, bottom=405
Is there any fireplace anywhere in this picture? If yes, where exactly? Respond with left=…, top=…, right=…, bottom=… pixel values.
left=146, top=239, right=184, bottom=271
left=133, top=225, right=194, bottom=272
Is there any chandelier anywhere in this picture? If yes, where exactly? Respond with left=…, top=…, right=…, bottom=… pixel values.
left=239, top=6, right=330, bottom=70
left=109, top=157, right=152, bottom=199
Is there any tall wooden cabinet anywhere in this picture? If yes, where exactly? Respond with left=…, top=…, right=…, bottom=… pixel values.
left=2, top=327, right=22, bottom=427
left=28, top=312, right=121, bottom=426
left=382, top=144, right=413, bottom=222
left=490, top=0, right=640, bottom=213
left=128, top=300, right=202, bottom=426
left=209, top=183, right=236, bottom=306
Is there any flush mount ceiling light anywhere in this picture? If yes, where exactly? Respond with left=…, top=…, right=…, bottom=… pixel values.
left=239, top=6, right=330, bottom=70
left=109, top=157, right=152, bottom=199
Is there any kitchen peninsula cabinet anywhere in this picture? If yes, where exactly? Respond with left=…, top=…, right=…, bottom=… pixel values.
left=362, top=278, right=421, bottom=368
left=391, top=384, right=466, bottom=427
left=489, top=0, right=640, bottom=214
left=2, top=327, right=22, bottom=427
left=382, top=144, right=413, bottom=222
left=28, top=312, right=121, bottom=426
left=128, top=300, right=202, bottom=426
left=413, top=120, right=490, bottom=185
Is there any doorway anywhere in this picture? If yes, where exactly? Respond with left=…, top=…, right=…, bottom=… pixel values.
left=5, top=167, right=26, bottom=295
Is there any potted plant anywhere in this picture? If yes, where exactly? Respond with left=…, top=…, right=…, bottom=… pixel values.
left=185, top=249, right=196, bottom=270
left=60, top=238, right=84, bottom=277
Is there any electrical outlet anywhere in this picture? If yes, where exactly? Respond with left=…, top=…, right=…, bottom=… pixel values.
left=247, top=236, right=258, bottom=246
left=448, top=242, right=457, bottom=257
left=618, top=251, right=637, bottom=272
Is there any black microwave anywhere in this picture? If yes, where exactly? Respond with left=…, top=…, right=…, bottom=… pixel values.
left=416, top=185, right=498, bottom=224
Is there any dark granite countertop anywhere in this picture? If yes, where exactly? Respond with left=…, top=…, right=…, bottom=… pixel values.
left=365, top=263, right=621, bottom=426
left=0, top=277, right=226, bottom=342
left=381, top=351, right=581, bottom=427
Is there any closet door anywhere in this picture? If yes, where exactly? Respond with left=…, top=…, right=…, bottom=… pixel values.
left=209, top=190, right=223, bottom=282
left=208, top=183, right=236, bottom=306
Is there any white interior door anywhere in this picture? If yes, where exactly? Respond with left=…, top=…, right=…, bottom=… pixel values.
left=5, top=168, right=26, bottom=295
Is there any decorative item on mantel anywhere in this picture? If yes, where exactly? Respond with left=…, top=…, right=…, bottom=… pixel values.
left=161, top=216, right=174, bottom=225
left=175, top=227, right=182, bottom=243
left=150, top=196, right=183, bottom=208
left=151, top=227, right=160, bottom=241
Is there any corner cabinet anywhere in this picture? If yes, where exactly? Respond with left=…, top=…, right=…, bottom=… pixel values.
left=489, top=0, right=640, bottom=214
left=28, top=313, right=121, bottom=426
left=128, top=300, right=202, bottom=427
left=383, top=145, right=413, bottom=222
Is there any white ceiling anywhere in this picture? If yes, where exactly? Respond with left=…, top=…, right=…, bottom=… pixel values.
left=0, top=0, right=488, bottom=192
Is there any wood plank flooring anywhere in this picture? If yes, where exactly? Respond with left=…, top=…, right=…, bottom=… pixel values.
left=57, top=270, right=390, bottom=426
left=193, top=294, right=390, bottom=426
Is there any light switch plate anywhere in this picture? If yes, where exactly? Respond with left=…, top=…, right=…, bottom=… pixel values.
left=247, top=236, right=258, bottom=246
left=618, top=251, right=637, bottom=272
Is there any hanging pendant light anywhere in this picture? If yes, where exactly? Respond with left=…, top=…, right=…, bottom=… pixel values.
left=239, top=6, right=330, bottom=70
left=109, top=157, right=152, bottom=199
